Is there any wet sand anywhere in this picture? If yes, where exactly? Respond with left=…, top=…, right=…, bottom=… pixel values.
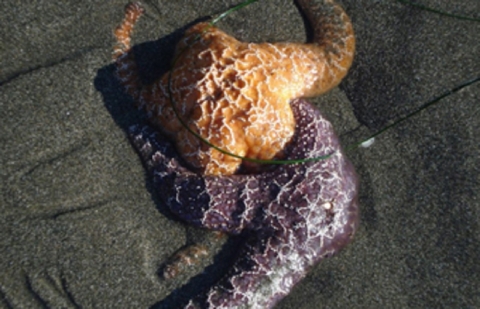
left=1, top=1, right=479, bottom=308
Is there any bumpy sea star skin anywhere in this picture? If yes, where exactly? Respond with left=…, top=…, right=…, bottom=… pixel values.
left=114, top=0, right=355, bottom=175
left=130, top=98, right=359, bottom=309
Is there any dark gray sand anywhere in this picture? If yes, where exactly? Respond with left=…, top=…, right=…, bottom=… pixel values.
left=1, top=0, right=479, bottom=308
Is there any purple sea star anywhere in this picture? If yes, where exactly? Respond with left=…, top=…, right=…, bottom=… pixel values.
left=130, top=98, right=359, bottom=308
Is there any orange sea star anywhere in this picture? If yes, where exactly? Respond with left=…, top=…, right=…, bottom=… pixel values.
left=113, top=0, right=355, bottom=175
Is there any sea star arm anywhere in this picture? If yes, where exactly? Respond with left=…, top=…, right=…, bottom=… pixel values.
left=129, top=125, right=264, bottom=234
left=295, top=0, right=356, bottom=96
left=113, top=2, right=145, bottom=100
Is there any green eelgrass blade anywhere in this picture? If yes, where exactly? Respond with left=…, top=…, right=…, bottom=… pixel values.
left=211, top=0, right=259, bottom=25
left=396, top=0, right=480, bottom=22
left=345, top=75, right=480, bottom=152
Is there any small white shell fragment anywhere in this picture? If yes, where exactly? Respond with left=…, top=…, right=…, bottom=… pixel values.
left=360, top=137, right=375, bottom=148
